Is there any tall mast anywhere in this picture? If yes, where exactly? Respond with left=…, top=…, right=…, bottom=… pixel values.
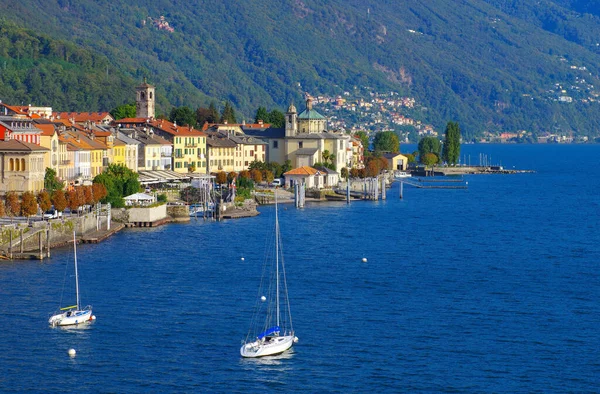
left=275, top=192, right=280, bottom=327
left=73, top=231, right=80, bottom=309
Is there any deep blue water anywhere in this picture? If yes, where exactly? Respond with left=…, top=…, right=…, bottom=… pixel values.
left=1, top=144, right=599, bottom=392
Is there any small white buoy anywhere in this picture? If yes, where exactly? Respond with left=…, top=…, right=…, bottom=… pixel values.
left=241, top=257, right=245, bottom=261
left=91, top=315, right=96, bottom=321
left=294, top=336, right=299, bottom=343
left=261, top=296, right=266, bottom=302
left=68, top=348, right=76, bottom=357
left=362, top=257, right=367, bottom=263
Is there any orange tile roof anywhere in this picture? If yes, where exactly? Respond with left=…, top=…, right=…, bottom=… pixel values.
left=284, top=166, right=320, bottom=176
left=149, top=119, right=206, bottom=136
left=0, top=139, right=49, bottom=151
left=33, top=123, right=56, bottom=137
left=114, top=118, right=148, bottom=124
left=1, top=104, right=28, bottom=115
left=54, top=112, right=114, bottom=123
left=53, top=119, right=74, bottom=127
left=202, top=122, right=269, bottom=131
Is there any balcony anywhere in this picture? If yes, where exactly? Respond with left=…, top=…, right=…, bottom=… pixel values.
left=185, top=143, right=196, bottom=148
left=61, top=160, right=71, bottom=165
left=161, top=152, right=171, bottom=157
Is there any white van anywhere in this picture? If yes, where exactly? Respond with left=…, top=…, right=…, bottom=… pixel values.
left=43, top=208, right=62, bottom=220
left=271, top=178, right=283, bottom=187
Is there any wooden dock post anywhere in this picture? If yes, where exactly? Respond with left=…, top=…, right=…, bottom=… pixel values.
left=9, top=230, right=12, bottom=259
left=46, top=227, right=51, bottom=258
left=20, top=228, right=23, bottom=253
left=38, top=231, right=43, bottom=260
left=346, top=178, right=350, bottom=204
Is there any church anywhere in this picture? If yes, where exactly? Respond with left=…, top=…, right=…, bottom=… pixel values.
left=242, top=96, right=351, bottom=172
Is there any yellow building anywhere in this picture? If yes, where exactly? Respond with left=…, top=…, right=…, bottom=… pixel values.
left=382, top=152, right=408, bottom=171
left=149, top=119, right=207, bottom=174
left=34, top=120, right=60, bottom=174
left=206, top=133, right=237, bottom=173
left=0, top=140, right=48, bottom=194
left=112, top=138, right=127, bottom=167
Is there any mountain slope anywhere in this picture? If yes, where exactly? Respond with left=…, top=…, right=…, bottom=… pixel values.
left=1, top=0, right=600, bottom=139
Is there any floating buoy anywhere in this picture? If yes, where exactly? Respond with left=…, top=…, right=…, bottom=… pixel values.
left=68, top=348, right=76, bottom=357
left=261, top=296, right=266, bottom=302
left=294, top=336, right=299, bottom=343
left=91, top=315, right=96, bottom=321
left=362, top=258, right=367, bottom=263
left=241, top=257, right=245, bottom=261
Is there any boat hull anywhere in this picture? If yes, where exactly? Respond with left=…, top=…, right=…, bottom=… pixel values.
left=49, top=308, right=92, bottom=327
left=240, top=335, right=295, bottom=358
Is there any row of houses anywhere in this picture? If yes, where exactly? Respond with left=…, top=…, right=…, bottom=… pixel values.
left=0, top=83, right=366, bottom=195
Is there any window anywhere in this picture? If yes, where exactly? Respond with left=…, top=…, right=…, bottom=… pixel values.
left=273, top=141, right=278, bottom=148
left=299, top=142, right=303, bottom=148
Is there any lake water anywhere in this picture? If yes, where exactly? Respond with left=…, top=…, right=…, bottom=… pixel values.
left=1, top=144, right=599, bottom=392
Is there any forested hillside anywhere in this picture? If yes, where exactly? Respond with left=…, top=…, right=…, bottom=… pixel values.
left=0, top=22, right=135, bottom=111
left=1, top=0, right=600, bottom=139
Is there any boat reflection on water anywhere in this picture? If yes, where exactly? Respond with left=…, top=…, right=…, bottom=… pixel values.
left=53, top=321, right=94, bottom=332
left=239, top=348, right=296, bottom=379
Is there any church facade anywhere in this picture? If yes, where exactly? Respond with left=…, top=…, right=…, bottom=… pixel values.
left=244, top=97, right=351, bottom=172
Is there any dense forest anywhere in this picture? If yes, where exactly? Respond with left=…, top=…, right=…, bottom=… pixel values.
left=1, top=0, right=600, bottom=138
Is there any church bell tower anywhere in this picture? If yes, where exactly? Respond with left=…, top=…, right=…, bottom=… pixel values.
left=136, top=79, right=155, bottom=119
left=285, top=103, right=297, bottom=137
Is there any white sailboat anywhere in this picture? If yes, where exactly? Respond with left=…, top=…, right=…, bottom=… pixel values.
left=240, top=195, right=298, bottom=358
left=49, top=232, right=94, bottom=327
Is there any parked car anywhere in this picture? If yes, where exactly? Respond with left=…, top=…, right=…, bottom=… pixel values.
left=271, top=178, right=283, bottom=187
left=43, top=209, right=62, bottom=220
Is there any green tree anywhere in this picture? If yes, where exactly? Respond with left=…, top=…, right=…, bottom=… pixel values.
left=441, top=121, right=461, bottom=165
left=169, top=106, right=197, bottom=127
left=93, top=164, right=140, bottom=208
left=255, top=106, right=269, bottom=123
left=220, top=101, right=237, bottom=124
left=422, top=152, right=439, bottom=167
left=282, top=160, right=292, bottom=174
left=264, top=169, right=274, bottom=183
left=208, top=102, right=220, bottom=123
left=110, top=103, right=136, bottom=120
left=44, top=168, right=64, bottom=196
left=196, top=102, right=220, bottom=126
left=418, top=137, right=441, bottom=163
left=373, top=131, right=399, bottom=153
left=266, top=162, right=283, bottom=178
left=267, top=109, right=285, bottom=128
